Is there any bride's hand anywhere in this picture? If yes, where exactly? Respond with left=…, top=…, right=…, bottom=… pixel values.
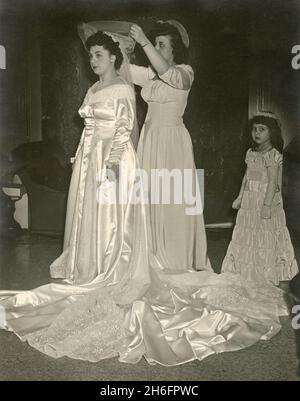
left=129, top=24, right=149, bottom=46
left=106, top=163, right=119, bottom=182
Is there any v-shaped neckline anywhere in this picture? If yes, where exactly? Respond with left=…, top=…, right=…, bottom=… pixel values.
left=90, top=76, right=126, bottom=96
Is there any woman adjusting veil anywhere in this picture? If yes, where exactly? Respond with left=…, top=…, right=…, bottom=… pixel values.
left=129, top=21, right=212, bottom=273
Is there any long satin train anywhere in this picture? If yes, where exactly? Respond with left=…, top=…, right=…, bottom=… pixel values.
left=0, top=268, right=288, bottom=366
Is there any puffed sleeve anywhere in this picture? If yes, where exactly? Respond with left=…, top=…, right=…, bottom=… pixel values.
left=129, top=64, right=156, bottom=87
left=245, top=148, right=252, bottom=164
left=263, top=148, right=283, bottom=167
left=107, top=87, right=135, bottom=165
left=158, top=64, right=194, bottom=90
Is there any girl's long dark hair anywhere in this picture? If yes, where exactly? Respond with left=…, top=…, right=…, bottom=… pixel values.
left=248, top=115, right=284, bottom=152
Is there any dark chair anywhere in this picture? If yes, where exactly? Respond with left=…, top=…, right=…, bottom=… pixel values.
left=11, top=140, right=72, bottom=236
left=0, top=153, right=23, bottom=232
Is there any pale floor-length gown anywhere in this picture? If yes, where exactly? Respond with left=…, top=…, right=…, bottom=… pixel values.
left=222, top=148, right=298, bottom=285
left=130, top=64, right=212, bottom=272
left=0, top=77, right=289, bottom=366
left=49, top=77, right=146, bottom=286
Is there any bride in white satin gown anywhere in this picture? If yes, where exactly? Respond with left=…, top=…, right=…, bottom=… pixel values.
left=0, top=24, right=288, bottom=366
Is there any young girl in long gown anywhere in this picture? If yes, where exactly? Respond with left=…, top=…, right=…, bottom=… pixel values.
left=222, top=114, right=298, bottom=284
left=0, top=27, right=289, bottom=367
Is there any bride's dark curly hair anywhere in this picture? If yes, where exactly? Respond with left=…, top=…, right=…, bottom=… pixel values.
left=149, top=22, right=189, bottom=64
left=85, top=31, right=123, bottom=70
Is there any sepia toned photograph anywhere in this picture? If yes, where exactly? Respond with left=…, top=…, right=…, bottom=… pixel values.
left=0, top=0, right=300, bottom=383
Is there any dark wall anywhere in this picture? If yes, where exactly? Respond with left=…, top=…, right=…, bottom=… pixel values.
left=0, top=1, right=42, bottom=154
left=40, top=19, right=86, bottom=160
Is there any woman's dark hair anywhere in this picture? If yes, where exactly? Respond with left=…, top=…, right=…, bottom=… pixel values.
left=149, top=22, right=189, bottom=64
left=85, top=31, right=123, bottom=70
left=248, top=115, right=284, bottom=152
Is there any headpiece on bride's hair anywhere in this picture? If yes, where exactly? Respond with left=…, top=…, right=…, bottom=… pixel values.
left=77, top=21, right=139, bottom=149
left=78, top=21, right=136, bottom=55
left=157, top=20, right=190, bottom=48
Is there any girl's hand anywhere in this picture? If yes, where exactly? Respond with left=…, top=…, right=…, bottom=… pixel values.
left=70, top=157, right=75, bottom=171
left=232, top=196, right=242, bottom=210
left=106, top=163, right=119, bottom=182
left=129, top=24, right=149, bottom=46
left=261, top=205, right=271, bottom=219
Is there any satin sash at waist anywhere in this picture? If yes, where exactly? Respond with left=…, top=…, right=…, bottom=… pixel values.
left=84, top=118, right=114, bottom=139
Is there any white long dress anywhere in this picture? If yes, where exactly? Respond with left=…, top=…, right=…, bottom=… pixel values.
left=130, top=64, right=212, bottom=272
left=0, top=77, right=288, bottom=366
left=49, top=77, right=148, bottom=287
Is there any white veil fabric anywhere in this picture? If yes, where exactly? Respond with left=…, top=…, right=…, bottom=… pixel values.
left=77, top=21, right=140, bottom=149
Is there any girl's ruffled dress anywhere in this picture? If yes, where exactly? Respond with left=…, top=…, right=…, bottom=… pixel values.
left=222, top=148, right=298, bottom=285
